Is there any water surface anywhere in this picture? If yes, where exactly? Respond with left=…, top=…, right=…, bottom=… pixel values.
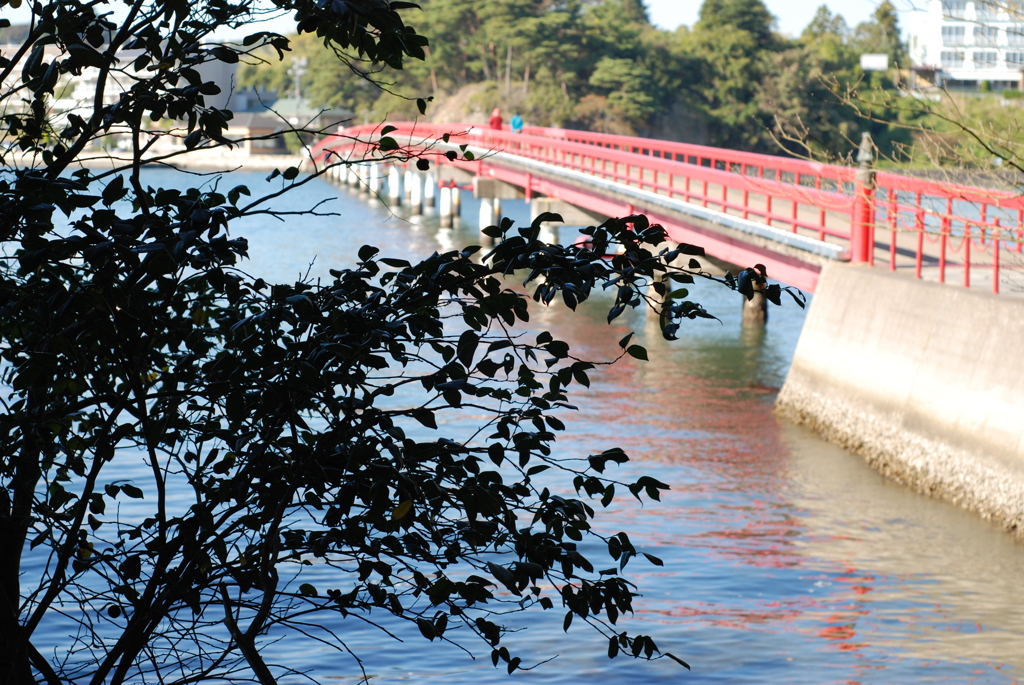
left=35, top=171, right=1024, bottom=683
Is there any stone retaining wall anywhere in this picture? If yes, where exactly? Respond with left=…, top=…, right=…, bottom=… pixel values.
left=776, top=263, right=1024, bottom=538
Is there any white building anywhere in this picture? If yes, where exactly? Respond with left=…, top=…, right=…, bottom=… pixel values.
left=908, top=0, right=1024, bottom=89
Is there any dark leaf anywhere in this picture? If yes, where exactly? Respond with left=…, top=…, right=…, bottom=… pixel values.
left=626, top=345, right=648, bottom=361
left=411, top=409, right=437, bottom=429
left=643, top=553, right=664, bottom=567
left=456, top=329, right=479, bottom=367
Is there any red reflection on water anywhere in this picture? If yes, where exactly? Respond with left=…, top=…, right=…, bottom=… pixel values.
left=521, top=303, right=1015, bottom=682
left=636, top=600, right=807, bottom=630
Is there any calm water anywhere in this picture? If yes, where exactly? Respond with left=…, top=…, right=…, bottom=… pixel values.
left=32, top=171, right=1024, bottom=683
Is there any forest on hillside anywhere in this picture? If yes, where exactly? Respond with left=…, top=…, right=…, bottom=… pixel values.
left=238, top=0, right=1012, bottom=167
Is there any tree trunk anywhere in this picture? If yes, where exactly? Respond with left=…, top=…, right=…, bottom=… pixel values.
left=0, top=516, right=32, bottom=684
left=0, top=442, right=40, bottom=684
left=523, top=62, right=530, bottom=96
left=505, top=45, right=512, bottom=96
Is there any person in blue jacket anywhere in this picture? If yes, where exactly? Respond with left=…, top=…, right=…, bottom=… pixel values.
left=510, top=113, right=524, bottom=133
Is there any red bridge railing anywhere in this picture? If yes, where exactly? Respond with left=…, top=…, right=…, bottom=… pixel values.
left=314, top=122, right=1024, bottom=295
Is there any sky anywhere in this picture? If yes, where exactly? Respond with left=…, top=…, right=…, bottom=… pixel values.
left=646, top=0, right=892, bottom=36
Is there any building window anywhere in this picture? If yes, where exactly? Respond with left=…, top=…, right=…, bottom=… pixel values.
left=974, top=26, right=998, bottom=46
left=941, top=50, right=966, bottom=68
left=973, top=51, right=998, bottom=68
left=1007, top=51, right=1024, bottom=65
left=942, top=25, right=967, bottom=45
left=975, top=1, right=998, bottom=19
left=942, top=0, right=968, bottom=18
left=1008, top=25, right=1024, bottom=46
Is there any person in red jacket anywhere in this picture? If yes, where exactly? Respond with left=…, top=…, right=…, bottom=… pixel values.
left=489, top=108, right=503, bottom=130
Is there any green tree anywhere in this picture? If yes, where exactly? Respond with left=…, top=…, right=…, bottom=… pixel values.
left=684, top=23, right=770, bottom=149
left=695, top=0, right=777, bottom=49
left=851, top=0, right=906, bottom=68
left=767, top=2, right=917, bottom=163
left=801, top=5, right=850, bottom=63
left=0, top=0, right=796, bottom=679
left=580, top=57, right=658, bottom=132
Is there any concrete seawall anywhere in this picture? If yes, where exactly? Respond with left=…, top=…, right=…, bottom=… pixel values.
left=776, top=263, right=1024, bottom=538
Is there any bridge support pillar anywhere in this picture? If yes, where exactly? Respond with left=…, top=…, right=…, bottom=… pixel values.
left=368, top=163, right=381, bottom=195
left=408, top=172, right=423, bottom=215
left=479, top=198, right=501, bottom=246
left=530, top=198, right=607, bottom=228
left=742, top=290, right=768, bottom=327
left=403, top=170, right=415, bottom=202
left=451, top=183, right=461, bottom=217
left=474, top=178, right=524, bottom=200
left=424, top=172, right=436, bottom=210
left=529, top=201, right=561, bottom=244
left=388, top=166, right=401, bottom=205
left=439, top=186, right=453, bottom=228
left=347, top=165, right=359, bottom=187
left=357, top=164, right=370, bottom=196
left=741, top=273, right=769, bottom=327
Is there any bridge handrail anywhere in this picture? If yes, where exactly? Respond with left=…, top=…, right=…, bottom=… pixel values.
left=316, top=122, right=1024, bottom=207
left=521, top=125, right=857, bottom=186
left=316, top=122, right=856, bottom=239
left=313, top=122, right=1024, bottom=293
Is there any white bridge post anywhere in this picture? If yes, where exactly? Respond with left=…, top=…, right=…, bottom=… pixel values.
left=451, top=183, right=461, bottom=217
left=408, top=171, right=423, bottom=215
left=368, top=164, right=381, bottom=195
left=439, top=186, right=453, bottom=228
left=479, top=198, right=500, bottom=246
left=423, top=172, right=436, bottom=210
left=357, top=164, right=370, bottom=195
left=403, top=169, right=414, bottom=202
left=388, top=166, right=401, bottom=205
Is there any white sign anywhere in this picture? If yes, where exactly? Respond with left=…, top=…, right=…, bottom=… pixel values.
left=860, top=53, right=890, bottom=71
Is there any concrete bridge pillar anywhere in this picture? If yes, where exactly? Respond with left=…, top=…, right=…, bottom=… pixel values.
left=347, top=165, right=359, bottom=187
left=529, top=202, right=560, bottom=245
left=450, top=184, right=461, bottom=217
left=474, top=177, right=522, bottom=246
left=357, top=164, right=370, bottom=195
left=742, top=290, right=769, bottom=327
left=388, top=166, right=401, bottom=205
left=423, top=172, right=436, bottom=210
left=368, top=163, right=381, bottom=195
left=403, top=170, right=415, bottom=202
left=479, top=198, right=501, bottom=246
left=739, top=267, right=769, bottom=327
left=439, top=186, right=453, bottom=228
left=530, top=198, right=610, bottom=245
left=407, top=171, right=423, bottom=215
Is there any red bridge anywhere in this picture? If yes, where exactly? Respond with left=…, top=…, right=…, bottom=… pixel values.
left=312, top=123, right=1024, bottom=294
